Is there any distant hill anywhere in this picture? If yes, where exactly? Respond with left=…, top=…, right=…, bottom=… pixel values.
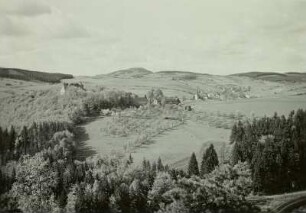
left=156, top=70, right=211, bottom=81
left=0, top=67, right=73, bottom=83
left=231, top=72, right=306, bottom=83
left=96, top=67, right=153, bottom=78
left=95, top=68, right=212, bottom=80
left=157, top=70, right=209, bottom=76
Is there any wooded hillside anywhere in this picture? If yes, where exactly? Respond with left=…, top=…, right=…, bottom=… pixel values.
left=0, top=67, right=73, bottom=83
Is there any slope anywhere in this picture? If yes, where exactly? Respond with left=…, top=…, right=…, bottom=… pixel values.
left=0, top=67, right=73, bottom=83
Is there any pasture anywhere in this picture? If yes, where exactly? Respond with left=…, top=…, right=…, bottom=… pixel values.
left=79, top=94, right=306, bottom=169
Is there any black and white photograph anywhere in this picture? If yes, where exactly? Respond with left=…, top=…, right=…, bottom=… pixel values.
left=0, top=0, right=306, bottom=212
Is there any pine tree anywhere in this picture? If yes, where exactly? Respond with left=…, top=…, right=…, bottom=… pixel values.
left=188, top=152, right=199, bottom=176
left=1, top=128, right=9, bottom=163
left=230, top=123, right=238, bottom=144
left=200, top=144, right=219, bottom=176
left=142, top=158, right=148, bottom=170
left=20, top=126, right=29, bottom=155
left=9, top=126, right=16, bottom=152
left=0, top=127, right=3, bottom=164
left=157, top=157, right=164, bottom=171
left=152, top=162, right=157, bottom=172
left=251, top=143, right=264, bottom=192
left=128, top=153, right=133, bottom=164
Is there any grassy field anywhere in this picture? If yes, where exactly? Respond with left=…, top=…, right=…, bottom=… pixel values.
left=0, top=78, right=53, bottom=98
left=193, top=95, right=306, bottom=117
left=79, top=115, right=231, bottom=167
left=79, top=94, right=306, bottom=170
left=78, top=105, right=187, bottom=159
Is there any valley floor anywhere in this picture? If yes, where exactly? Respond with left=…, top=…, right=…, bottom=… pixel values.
left=78, top=95, right=306, bottom=169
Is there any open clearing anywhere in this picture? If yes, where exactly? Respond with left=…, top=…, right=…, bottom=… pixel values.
left=80, top=95, right=306, bottom=168
left=80, top=117, right=230, bottom=167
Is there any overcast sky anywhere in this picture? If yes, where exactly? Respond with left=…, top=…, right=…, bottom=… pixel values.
left=0, top=0, right=305, bottom=76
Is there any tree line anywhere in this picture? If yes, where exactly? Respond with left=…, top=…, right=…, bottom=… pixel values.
left=1, top=148, right=258, bottom=213
left=0, top=121, right=73, bottom=165
left=0, top=124, right=258, bottom=213
left=230, top=109, right=306, bottom=194
left=69, top=91, right=140, bottom=124
left=0, top=67, right=73, bottom=83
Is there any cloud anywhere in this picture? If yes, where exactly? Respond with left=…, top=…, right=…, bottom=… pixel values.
left=0, top=0, right=51, bottom=17
left=0, top=0, right=89, bottom=39
left=48, top=15, right=90, bottom=39
left=0, top=16, right=31, bottom=37
left=1, top=0, right=305, bottom=75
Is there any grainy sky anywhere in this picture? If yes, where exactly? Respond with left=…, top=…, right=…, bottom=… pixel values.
left=0, top=0, right=305, bottom=76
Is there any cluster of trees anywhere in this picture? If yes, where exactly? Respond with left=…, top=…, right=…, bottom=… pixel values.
left=0, top=87, right=141, bottom=128
left=0, top=129, right=76, bottom=208
left=70, top=91, right=140, bottom=124
left=1, top=146, right=258, bottom=213
left=0, top=67, right=73, bottom=83
left=0, top=122, right=258, bottom=213
left=230, top=109, right=306, bottom=194
left=82, top=91, right=139, bottom=116
left=0, top=121, right=73, bottom=165
left=187, top=144, right=219, bottom=177
left=146, top=88, right=164, bottom=105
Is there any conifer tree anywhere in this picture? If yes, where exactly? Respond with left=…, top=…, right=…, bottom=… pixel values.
left=200, top=144, right=219, bottom=176
left=8, top=126, right=16, bottom=152
left=230, top=123, right=238, bottom=144
left=0, top=127, right=3, bottom=164
left=20, top=126, right=29, bottom=155
left=188, top=152, right=199, bottom=176
left=157, top=157, right=164, bottom=171
left=152, top=162, right=157, bottom=172
left=127, top=153, right=133, bottom=166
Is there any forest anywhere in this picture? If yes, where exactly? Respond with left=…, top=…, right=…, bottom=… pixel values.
left=0, top=67, right=73, bottom=83
left=230, top=109, right=306, bottom=194
left=0, top=86, right=140, bottom=129
left=0, top=132, right=258, bottom=213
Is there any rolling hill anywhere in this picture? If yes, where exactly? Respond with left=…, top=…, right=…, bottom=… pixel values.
left=96, top=68, right=306, bottom=83
left=95, top=67, right=153, bottom=78
left=0, top=67, right=74, bottom=83
left=231, top=72, right=306, bottom=83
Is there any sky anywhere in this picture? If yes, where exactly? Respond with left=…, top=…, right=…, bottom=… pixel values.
left=0, top=0, right=305, bottom=76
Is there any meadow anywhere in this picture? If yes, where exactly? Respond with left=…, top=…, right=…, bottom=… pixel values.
left=79, top=93, right=306, bottom=169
